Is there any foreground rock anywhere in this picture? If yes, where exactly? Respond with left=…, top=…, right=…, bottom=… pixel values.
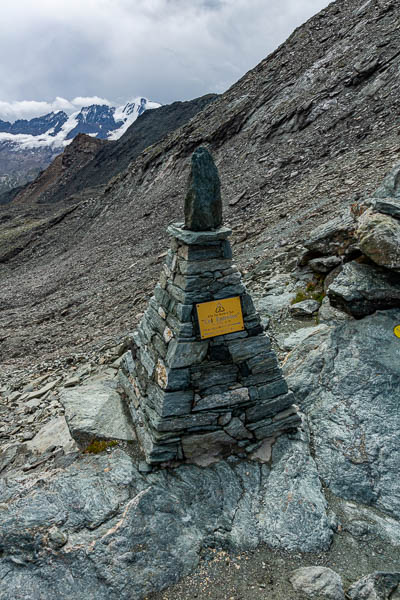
left=289, top=566, right=345, bottom=600
left=284, top=309, right=400, bottom=517
left=327, top=262, right=400, bottom=318
left=357, top=210, right=400, bottom=272
left=347, top=572, right=400, bottom=600
left=0, top=428, right=332, bottom=600
left=59, top=378, right=136, bottom=449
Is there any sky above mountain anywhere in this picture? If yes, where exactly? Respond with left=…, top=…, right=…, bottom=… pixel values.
left=0, top=0, right=330, bottom=121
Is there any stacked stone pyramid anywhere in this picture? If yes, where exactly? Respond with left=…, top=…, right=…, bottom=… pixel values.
left=119, top=148, right=300, bottom=464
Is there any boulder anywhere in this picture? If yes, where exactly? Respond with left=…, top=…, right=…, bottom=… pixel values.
left=302, top=211, right=357, bottom=258
left=27, top=416, right=78, bottom=455
left=256, top=292, right=296, bottom=316
left=289, top=566, right=345, bottom=600
left=309, top=256, right=342, bottom=273
left=367, top=197, right=400, bottom=220
left=374, top=162, right=400, bottom=199
left=318, top=296, right=354, bottom=324
left=347, top=572, right=400, bottom=600
left=289, top=299, right=321, bottom=317
left=283, top=309, right=400, bottom=517
left=59, top=380, right=136, bottom=449
left=357, top=209, right=400, bottom=271
left=327, top=261, right=400, bottom=318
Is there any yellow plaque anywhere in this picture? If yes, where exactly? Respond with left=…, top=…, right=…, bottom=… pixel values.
left=196, top=297, right=244, bottom=340
left=394, top=325, right=400, bottom=338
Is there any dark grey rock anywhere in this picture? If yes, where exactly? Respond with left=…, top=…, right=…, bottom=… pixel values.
left=177, top=242, right=226, bottom=261
left=289, top=566, right=345, bottom=599
left=248, top=411, right=300, bottom=439
left=166, top=340, right=209, bottom=368
left=228, top=335, right=271, bottom=362
left=175, top=303, right=193, bottom=322
left=374, top=162, right=400, bottom=199
left=182, top=429, right=235, bottom=459
left=178, top=257, right=232, bottom=275
left=167, top=223, right=232, bottom=245
left=193, top=387, right=250, bottom=411
left=147, top=384, right=193, bottom=417
left=247, top=352, right=278, bottom=374
left=257, top=378, right=288, bottom=401
left=146, top=404, right=218, bottom=432
left=283, top=309, right=400, bottom=517
left=303, top=211, right=356, bottom=257
left=246, top=392, right=295, bottom=422
left=368, top=197, right=400, bottom=220
left=309, top=256, right=342, bottom=273
left=0, top=425, right=331, bottom=599
left=347, top=572, right=400, bottom=600
left=224, top=417, right=252, bottom=440
left=190, top=364, right=238, bottom=391
left=328, top=261, right=400, bottom=318
left=184, top=147, right=222, bottom=231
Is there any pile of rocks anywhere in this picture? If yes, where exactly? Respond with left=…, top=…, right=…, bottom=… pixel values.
left=292, top=163, right=400, bottom=321
left=119, top=221, right=300, bottom=464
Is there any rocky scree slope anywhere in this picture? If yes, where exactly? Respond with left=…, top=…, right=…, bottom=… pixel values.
left=0, top=0, right=399, bottom=373
left=2, top=166, right=400, bottom=599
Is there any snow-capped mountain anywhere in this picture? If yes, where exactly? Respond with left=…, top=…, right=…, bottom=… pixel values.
left=0, top=97, right=160, bottom=194
left=0, top=97, right=161, bottom=151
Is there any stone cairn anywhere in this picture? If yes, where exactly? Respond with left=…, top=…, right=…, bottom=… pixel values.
left=119, top=147, right=300, bottom=464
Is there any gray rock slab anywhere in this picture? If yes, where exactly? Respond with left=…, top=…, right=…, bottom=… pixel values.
left=168, top=222, right=232, bottom=245
left=166, top=339, right=209, bottom=368
left=290, top=566, right=345, bottom=600
left=0, top=434, right=331, bottom=599
left=303, top=211, right=356, bottom=256
left=277, top=324, right=330, bottom=351
left=283, top=309, right=400, bottom=518
left=374, top=162, right=400, bottom=199
left=27, top=416, right=78, bottom=455
left=318, top=296, right=354, bottom=325
left=59, top=381, right=136, bottom=448
left=256, top=292, right=296, bottom=316
left=347, top=572, right=400, bottom=600
left=328, top=261, right=400, bottom=318
left=289, top=299, right=321, bottom=317
left=309, top=256, right=342, bottom=273
left=368, top=197, right=400, bottom=220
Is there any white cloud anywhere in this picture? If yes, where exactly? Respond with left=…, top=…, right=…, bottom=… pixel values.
left=0, top=96, right=114, bottom=122
left=0, top=0, right=330, bottom=112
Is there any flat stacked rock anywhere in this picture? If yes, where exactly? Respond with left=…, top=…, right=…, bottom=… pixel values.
left=119, top=148, right=300, bottom=464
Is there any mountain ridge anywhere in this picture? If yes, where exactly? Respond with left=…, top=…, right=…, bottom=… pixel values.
left=0, top=97, right=160, bottom=195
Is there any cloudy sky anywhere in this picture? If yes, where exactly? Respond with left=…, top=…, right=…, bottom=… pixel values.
left=0, top=0, right=330, bottom=121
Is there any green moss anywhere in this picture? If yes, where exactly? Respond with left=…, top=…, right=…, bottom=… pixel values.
left=291, top=282, right=326, bottom=306
left=291, top=290, right=308, bottom=304
left=84, top=439, right=119, bottom=454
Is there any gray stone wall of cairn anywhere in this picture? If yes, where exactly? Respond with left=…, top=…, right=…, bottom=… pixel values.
left=118, top=147, right=300, bottom=464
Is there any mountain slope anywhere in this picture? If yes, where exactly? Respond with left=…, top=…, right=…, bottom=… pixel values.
left=0, top=0, right=399, bottom=370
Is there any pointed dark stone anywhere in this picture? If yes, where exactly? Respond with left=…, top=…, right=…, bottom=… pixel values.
left=184, top=147, right=222, bottom=231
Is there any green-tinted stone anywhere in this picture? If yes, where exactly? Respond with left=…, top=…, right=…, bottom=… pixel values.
left=184, top=147, right=222, bottom=231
